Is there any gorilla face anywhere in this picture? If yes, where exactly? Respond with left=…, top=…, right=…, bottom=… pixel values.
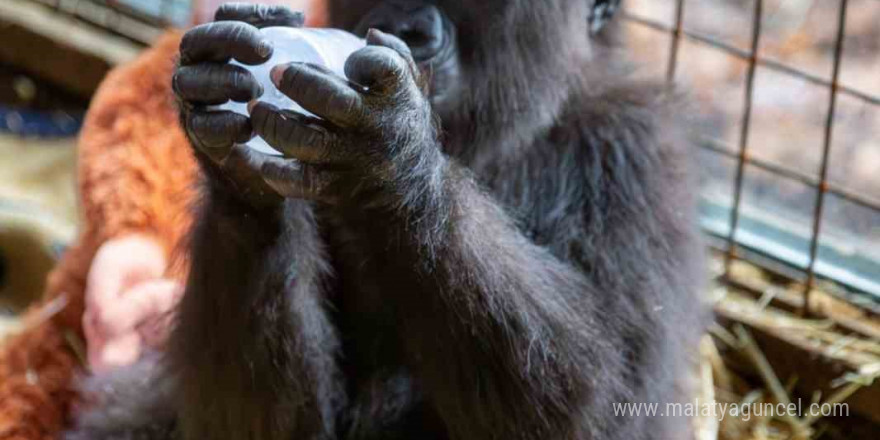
left=328, top=0, right=596, bottom=151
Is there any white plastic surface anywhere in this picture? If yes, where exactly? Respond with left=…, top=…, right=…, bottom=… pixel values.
left=217, top=27, right=365, bottom=155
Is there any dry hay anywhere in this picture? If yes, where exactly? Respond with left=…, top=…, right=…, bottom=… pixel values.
left=696, top=258, right=880, bottom=440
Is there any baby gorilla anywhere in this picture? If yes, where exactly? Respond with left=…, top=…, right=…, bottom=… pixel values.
left=66, top=1, right=707, bottom=439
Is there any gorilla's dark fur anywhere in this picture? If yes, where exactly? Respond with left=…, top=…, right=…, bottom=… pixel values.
left=66, top=1, right=707, bottom=439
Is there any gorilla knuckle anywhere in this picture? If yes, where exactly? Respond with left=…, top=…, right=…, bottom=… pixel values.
left=214, top=3, right=255, bottom=18
left=171, top=66, right=201, bottom=97
left=313, top=128, right=339, bottom=160
left=262, top=5, right=304, bottom=27
left=170, top=71, right=184, bottom=97
left=181, top=21, right=269, bottom=65
left=227, top=66, right=259, bottom=101
left=279, top=63, right=306, bottom=91
left=254, top=4, right=274, bottom=21
left=190, top=112, right=249, bottom=150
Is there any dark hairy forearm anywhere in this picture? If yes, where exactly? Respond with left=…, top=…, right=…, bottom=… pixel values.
left=347, top=159, right=626, bottom=438
left=169, top=175, right=342, bottom=440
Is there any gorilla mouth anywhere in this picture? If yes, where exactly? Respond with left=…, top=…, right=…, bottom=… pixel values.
left=353, top=2, right=456, bottom=65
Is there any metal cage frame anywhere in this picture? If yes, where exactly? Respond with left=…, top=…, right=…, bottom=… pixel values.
left=623, top=0, right=880, bottom=314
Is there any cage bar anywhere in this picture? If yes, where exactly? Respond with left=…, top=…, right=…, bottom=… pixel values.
left=665, top=0, right=686, bottom=82
left=803, top=0, right=850, bottom=314
left=724, top=0, right=763, bottom=273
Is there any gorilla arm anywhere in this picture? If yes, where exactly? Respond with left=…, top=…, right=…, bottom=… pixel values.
left=169, top=11, right=345, bottom=440
left=366, top=163, right=629, bottom=440
left=250, top=30, right=630, bottom=440
left=170, top=161, right=342, bottom=440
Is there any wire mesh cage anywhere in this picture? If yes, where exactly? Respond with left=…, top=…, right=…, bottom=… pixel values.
left=623, top=0, right=880, bottom=314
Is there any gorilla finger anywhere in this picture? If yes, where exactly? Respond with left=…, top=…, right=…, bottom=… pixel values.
left=180, top=21, right=271, bottom=65
left=270, top=63, right=365, bottom=128
left=249, top=101, right=344, bottom=163
left=344, top=44, right=413, bottom=96
left=365, top=29, right=415, bottom=64
left=225, top=144, right=268, bottom=173
left=261, top=157, right=337, bottom=201
left=218, top=146, right=283, bottom=201
left=215, top=3, right=305, bottom=28
left=185, top=111, right=252, bottom=161
left=173, top=64, right=262, bottom=105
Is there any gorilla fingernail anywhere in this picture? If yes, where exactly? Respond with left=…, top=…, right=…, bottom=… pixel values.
left=257, top=39, right=273, bottom=58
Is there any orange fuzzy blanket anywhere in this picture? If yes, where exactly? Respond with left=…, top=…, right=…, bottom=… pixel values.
left=0, top=32, right=195, bottom=439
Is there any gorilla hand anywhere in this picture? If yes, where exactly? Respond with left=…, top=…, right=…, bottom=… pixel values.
left=250, top=29, right=445, bottom=207
left=173, top=4, right=305, bottom=208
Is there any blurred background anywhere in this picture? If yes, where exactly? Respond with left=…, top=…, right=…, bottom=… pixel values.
left=0, top=0, right=314, bottom=326
left=0, top=1, right=877, bottom=439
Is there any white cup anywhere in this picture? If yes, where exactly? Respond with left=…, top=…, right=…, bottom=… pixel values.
left=217, top=27, right=365, bottom=155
